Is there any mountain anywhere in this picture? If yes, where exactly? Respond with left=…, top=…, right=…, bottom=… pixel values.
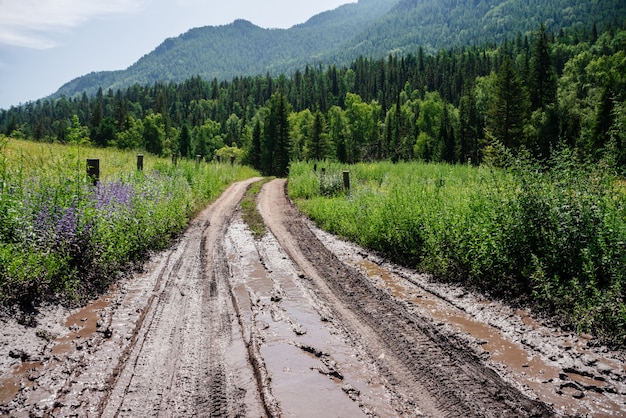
left=53, top=0, right=399, bottom=99
left=53, top=0, right=626, bottom=100
left=333, top=0, right=626, bottom=58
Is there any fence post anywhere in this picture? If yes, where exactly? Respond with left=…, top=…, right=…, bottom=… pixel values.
left=343, top=170, right=350, bottom=192
left=137, top=154, right=144, bottom=171
left=87, top=159, right=100, bottom=186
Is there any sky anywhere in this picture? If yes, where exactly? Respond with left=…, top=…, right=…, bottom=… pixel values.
left=0, top=0, right=355, bottom=110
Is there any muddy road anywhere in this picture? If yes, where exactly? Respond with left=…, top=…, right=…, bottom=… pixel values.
left=2, top=178, right=626, bottom=417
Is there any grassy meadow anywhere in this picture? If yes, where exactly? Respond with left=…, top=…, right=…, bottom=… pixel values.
left=288, top=153, right=626, bottom=346
left=0, top=137, right=258, bottom=305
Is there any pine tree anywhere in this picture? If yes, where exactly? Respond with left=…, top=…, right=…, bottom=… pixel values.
left=438, top=105, right=456, bottom=163
left=248, top=118, right=262, bottom=171
left=592, top=82, right=615, bottom=154
left=459, top=85, right=482, bottom=165
left=262, top=92, right=291, bottom=177
left=309, top=111, right=329, bottom=161
left=487, top=57, right=529, bottom=150
left=178, top=123, right=192, bottom=158
left=529, top=24, right=558, bottom=110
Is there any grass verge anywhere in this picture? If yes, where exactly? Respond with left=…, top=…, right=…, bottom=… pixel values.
left=241, top=178, right=271, bottom=239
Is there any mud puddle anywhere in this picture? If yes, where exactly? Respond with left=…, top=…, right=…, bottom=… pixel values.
left=0, top=291, right=115, bottom=412
left=314, top=225, right=626, bottom=417
left=225, top=217, right=395, bottom=417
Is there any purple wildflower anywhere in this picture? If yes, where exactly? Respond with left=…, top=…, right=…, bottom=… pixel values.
left=93, top=181, right=134, bottom=210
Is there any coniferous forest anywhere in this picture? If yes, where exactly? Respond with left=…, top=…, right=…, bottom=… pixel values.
left=1, top=22, right=625, bottom=177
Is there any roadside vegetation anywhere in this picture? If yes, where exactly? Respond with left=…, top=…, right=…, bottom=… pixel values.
left=288, top=153, right=626, bottom=347
left=0, top=137, right=258, bottom=306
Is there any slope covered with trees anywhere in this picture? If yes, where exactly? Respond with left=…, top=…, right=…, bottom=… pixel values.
left=47, top=0, right=626, bottom=101
left=52, top=0, right=399, bottom=99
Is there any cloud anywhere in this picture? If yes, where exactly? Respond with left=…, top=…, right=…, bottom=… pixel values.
left=0, top=0, right=148, bottom=49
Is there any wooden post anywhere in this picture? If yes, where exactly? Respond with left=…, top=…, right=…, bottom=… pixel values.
left=196, top=155, right=202, bottom=165
left=343, top=170, right=350, bottom=192
left=87, top=159, right=100, bottom=186
left=137, top=154, right=144, bottom=171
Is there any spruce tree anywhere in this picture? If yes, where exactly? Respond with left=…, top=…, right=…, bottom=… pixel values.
left=263, top=92, right=291, bottom=177
left=248, top=119, right=262, bottom=172
left=487, top=56, right=529, bottom=150
left=529, top=24, right=558, bottom=110
left=178, top=124, right=192, bottom=158
left=459, top=85, right=482, bottom=165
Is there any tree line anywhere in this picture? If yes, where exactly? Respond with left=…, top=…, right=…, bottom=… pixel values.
left=1, top=22, right=625, bottom=176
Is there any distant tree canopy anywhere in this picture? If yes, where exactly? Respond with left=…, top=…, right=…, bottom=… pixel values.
left=2, top=22, right=626, bottom=174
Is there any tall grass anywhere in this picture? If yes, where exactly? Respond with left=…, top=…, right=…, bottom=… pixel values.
left=288, top=153, right=626, bottom=346
left=0, top=138, right=258, bottom=305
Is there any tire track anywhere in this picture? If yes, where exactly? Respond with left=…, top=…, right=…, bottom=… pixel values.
left=100, top=178, right=266, bottom=417
left=259, top=178, right=553, bottom=417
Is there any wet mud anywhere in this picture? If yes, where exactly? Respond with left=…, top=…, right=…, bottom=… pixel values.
left=1, top=177, right=625, bottom=417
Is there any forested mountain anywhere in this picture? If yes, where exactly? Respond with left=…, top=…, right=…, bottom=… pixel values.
left=52, top=0, right=626, bottom=100
left=53, top=0, right=399, bottom=99
left=330, top=0, right=626, bottom=59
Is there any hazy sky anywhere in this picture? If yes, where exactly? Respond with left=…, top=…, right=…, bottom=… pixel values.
left=0, top=0, right=355, bottom=109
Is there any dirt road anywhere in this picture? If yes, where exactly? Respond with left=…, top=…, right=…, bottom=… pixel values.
left=2, top=178, right=625, bottom=417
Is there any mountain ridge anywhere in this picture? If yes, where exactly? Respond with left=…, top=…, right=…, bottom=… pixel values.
left=52, top=0, right=626, bottom=100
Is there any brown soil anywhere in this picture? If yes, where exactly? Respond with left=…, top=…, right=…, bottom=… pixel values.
left=1, top=178, right=625, bottom=417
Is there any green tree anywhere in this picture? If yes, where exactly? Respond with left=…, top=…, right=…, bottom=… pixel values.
left=592, top=82, right=615, bottom=154
left=307, top=111, right=331, bottom=161
left=289, top=109, right=314, bottom=161
left=328, top=106, right=349, bottom=163
left=458, top=85, right=483, bottom=164
left=115, top=116, right=143, bottom=150
left=345, top=93, right=380, bottom=162
left=193, top=118, right=224, bottom=161
left=246, top=118, right=263, bottom=171
left=438, top=104, right=456, bottom=163
left=142, top=113, right=166, bottom=155
left=413, top=91, right=444, bottom=161
left=263, top=92, right=291, bottom=177
left=487, top=57, right=529, bottom=150
left=178, top=123, right=192, bottom=158
left=529, top=24, right=558, bottom=110
left=91, top=117, right=116, bottom=147
left=225, top=113, right=242, bottom=147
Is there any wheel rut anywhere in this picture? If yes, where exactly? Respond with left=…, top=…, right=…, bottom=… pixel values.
left=259, top=179, right=553, bottom=418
